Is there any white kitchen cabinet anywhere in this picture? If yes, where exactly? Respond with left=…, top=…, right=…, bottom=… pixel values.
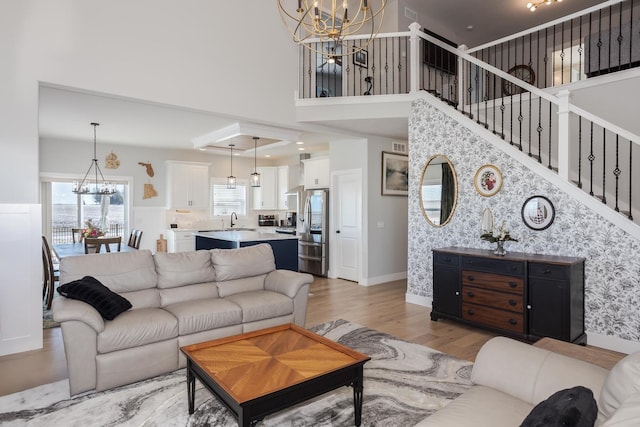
left=303, top=157, right=330, bottom=189
left=166, top=161, right=210, bottom=209
left=166, top=230, right=195, bottom=253
left=278, top=165, right=289, bottom=210
left=252, top=167, right=278, bottom=210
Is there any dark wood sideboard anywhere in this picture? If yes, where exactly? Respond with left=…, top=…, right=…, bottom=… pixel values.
left=431, top=247, right=586, bottom=344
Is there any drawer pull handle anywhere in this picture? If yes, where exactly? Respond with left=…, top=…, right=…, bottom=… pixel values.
left=508, top=319, right=518, bottom=326
left=508, top=299, right=517, bottom=306
left=467, top=291, right=475, bottom=297
left=467, top=309, right=475, bottom=315
left=508, top=282, right=517, bottom=288
left=544, top=269, right=551, bottom=274
left=467, top=275, right=475, bottom=281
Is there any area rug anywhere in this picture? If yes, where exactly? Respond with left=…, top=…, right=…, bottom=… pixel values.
left=0, top=319, right=473, bottom=426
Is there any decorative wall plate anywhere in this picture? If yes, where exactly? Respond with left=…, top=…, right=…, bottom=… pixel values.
left=521, top=195, right=555, bottom=230
left=474, top=164, right=502, bottom=197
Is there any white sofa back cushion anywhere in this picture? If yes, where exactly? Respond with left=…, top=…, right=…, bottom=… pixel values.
left=598, top=352, right=640, bottom=421
left=217, top=275, right=267, bottom=298
left=154, top=251, right=216, bottom=289
left=210, top=244, right=276, bottom=281
left=159, top=283, right=219, bottom=307
left=60, top=249, right=158, bottom=293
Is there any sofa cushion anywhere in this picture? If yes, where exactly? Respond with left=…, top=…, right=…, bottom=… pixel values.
left=521, top=386, right=597, bottom=427
left=163, top=298, right=242, bottom=335
left=97, top=308, right=178, bottom=353
left=57, top=276, right=132, bottom=320
left=60, top=249, right=158, bottom=293
left=154, top=251, right=215, bottom=289
left=598, top=352, right=640, bottom=421
left=415, top=385, right=533, bottom=427
left=210, top=244, right=275, bottom=281
left=159, top=282, right=219, bottom=307
left=601, top=392, right=640, bottom=426
left=224, top=290, right=293, bottom=323
left=217, top=275, right=266, bottom=298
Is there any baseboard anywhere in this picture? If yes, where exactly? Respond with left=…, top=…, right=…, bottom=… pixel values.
left=405, top=293, right=432, bottom=307
left=359, top=271, right=407, bottom=286
left=587, top=332, right=640, bottom=355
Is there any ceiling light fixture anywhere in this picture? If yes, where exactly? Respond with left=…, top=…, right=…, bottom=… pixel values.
left=250, top=137, right=261, bottom=187
left=526, top=0, right=562, bottom=12
left=72, top=122, right=116, bottom=195
left=277, top=0, right=387, bottom=58
left=227, top=143, right=236, bottom=189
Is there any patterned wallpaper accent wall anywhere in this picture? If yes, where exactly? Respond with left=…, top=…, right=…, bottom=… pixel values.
left=407, top=98, right=640, bottom=341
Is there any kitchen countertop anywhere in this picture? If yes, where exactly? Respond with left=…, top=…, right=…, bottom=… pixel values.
left=194, top=230, right=299, bottom=242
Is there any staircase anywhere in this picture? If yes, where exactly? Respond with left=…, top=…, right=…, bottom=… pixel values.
left=297, top=0, right=640, bottom=230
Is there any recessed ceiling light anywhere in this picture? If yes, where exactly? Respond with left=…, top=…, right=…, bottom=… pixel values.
left=296, top=141, right=305, bottom=145
left=467, top=25, right=474, bottom=31
left=298, top=147, right=305, bottom=151
left=265, top=154, right=271, bottom=158
left=198, top=148, right=207, bottom=151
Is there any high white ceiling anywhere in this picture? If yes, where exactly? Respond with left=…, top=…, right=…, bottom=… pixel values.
left=38, top=1, right=607, bottom=156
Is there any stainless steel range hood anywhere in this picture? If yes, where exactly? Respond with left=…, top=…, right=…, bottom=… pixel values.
left=285, top=153, right=310, bottom=194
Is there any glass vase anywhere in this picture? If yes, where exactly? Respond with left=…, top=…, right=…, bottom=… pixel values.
left=494, top=240, right=507, bottom=256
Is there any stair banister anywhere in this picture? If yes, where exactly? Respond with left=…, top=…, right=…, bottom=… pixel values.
left=569, top=103, right=640, bottom=148
left=409, top=22, right=422, bottom=94
left=465, top=0, right=625, bottom=53
left=557, top=90, right=571, bottom=180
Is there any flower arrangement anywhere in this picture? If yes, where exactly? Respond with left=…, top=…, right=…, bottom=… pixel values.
left=480, top=221, right=518, bottom=243
left=81, top=219, right=105, bottom=238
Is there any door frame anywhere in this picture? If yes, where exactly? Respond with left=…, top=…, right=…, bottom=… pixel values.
left=329, top=168, right=363, bottom=283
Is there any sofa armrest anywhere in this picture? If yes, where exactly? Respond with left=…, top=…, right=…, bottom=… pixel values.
left=472, top=337, right=608, bottom=406
left=264, top=270, right=314, bottom=298
left=52, top=297, right=105, bottom=333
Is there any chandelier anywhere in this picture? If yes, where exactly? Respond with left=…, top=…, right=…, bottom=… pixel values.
left=526, top=0, right=562, bottom=12
left=72, top=123, right=116, bottom=195
left=277, top=0, right=387, bottom=57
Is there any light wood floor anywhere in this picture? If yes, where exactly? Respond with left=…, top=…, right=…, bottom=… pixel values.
left=0, top=277, right=622, bottom=397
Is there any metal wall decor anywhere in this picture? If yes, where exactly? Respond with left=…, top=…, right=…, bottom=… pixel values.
left=521, top=195, right=555, bottom=230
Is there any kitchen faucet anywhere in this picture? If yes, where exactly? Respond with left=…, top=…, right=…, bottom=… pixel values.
left=230, top=212, right=238, bottom=228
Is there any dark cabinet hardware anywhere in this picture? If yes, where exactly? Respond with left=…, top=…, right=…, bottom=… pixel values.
left=467, top=309, right=475, bottom=315
left=467, top=291, right=475, bottom=297
left=508, top=319, right=518, bottom=326
left=508, top=282, right=517, bottom=288
left=509, top=299, right=517, bottom=306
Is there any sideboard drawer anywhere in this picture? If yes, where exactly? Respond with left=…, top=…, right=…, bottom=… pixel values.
left=462, top=303, right=524, bottom=334
left=529, top=262, right=569, bottom=281
left=433, top=252, right=459, bottom=267
left=462, top=256, right=524, bottom=276
left=461, top=270, right=524, bottom=294
left=462, top=285, right=524, bottom=312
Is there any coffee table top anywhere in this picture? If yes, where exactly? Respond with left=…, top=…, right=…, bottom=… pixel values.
left=181, top=323, right=370, bottom=404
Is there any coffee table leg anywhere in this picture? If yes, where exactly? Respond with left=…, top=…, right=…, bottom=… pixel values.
left=187, top=360, right=196, bottom=414
left=353, top=367, right=364, bottom=427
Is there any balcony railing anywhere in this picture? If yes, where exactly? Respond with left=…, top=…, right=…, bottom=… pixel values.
left=52, top=224, right=123, bottom=244
left=296, top=1, right=640, bottom=225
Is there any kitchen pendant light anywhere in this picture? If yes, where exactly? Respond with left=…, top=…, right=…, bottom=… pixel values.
left=250, top=137, right=261, bottom=187
left=72, top=122, right=116, bottom=195
left=227, top=143, right=236, bottom=189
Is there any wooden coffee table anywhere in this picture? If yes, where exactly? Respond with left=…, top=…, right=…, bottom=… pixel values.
left=181, top=323, right=371, bottom=426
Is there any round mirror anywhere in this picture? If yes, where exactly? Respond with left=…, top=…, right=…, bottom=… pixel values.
left=419, top=155, right=458, bottom=226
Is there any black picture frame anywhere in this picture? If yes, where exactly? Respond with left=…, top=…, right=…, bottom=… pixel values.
left=521, top=195, right=555, bottom=230
left=353, top=50, right=368, bottom=68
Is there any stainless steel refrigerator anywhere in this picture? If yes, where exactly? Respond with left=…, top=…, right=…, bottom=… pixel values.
left=298, top=189, right=329, bottom=276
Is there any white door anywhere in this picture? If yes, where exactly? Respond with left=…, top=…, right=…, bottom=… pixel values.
left=332, top=170, right=361, bottom=282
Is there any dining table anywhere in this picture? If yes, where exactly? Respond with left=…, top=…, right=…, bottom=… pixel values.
left=52, top=241, right=138, bottom=259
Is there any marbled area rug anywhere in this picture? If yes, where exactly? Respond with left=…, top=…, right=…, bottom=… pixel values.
left=0, top=319, right=473, bottom=426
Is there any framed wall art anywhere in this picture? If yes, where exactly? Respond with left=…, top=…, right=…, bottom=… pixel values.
left=521, top=195, right=555, bottom=230
left=353, top=49, right=368, bottom=68
left=381, top=151, right=408, bottom=196
left=474, top=164, right=502, bottom=197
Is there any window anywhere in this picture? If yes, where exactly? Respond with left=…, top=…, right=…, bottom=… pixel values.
left=553, top=44, right=586, bottom=86
left=211, top=180, right=247, bottom=217
left=421, top=184, right=442, bottom=225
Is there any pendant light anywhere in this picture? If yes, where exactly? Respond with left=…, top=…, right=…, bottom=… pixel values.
left=250, top=137, right=261, bottom=187
left=227, top=143, right=236, bottom=189
left=72, top=122, right=116, bottom=195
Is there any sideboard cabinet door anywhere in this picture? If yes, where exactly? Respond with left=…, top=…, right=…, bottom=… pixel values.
left=432, top=251, right=461, bottom=320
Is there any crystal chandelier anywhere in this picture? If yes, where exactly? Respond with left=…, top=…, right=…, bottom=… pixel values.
left=526, top=0, right=562, bottom=12
left=72, top=123, right=116, bottom=195
left=227, top=143, right=236, bottom=189
left=277, top=0, right=387, bottom=58
left=250, top=137, right=261, bottom=187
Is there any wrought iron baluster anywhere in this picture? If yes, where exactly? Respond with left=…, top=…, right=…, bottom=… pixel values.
left=598, top=9, right=603, bottom=76
left=602, top=128, right=607, bottom=204
left=614, top=134, right=621, bottom=212
left=528, top=32, right=533, bottom=156
left=560, top=21, right=565, bottom=85
left=589, top=122, right=595, bottom=196
left=500, top=48, right=505, bottom=139
left=630, top=141, right=634, bottom=220
left=579, top=16, right=584, bottom=82
left=578, top=116, right=583, bottom=188
left=492, top=45, right=497, bottom=135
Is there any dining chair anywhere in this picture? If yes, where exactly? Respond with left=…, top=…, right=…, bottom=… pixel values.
left=71, top=228, right=84, bottom=243
left=42, top=236, right=59, bottom=310
left=85, top=236, right=121, bottom=253
left=127, top=229, right=143, bottom=249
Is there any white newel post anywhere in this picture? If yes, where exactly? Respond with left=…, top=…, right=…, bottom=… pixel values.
left=409, top=22, right=422, bottom=94
left=458, top=45, right=468, bottom=109
left=557, top=90, right=571, bottom=181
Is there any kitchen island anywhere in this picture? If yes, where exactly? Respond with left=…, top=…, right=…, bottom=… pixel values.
left=195, top=230, right=299, bottom=271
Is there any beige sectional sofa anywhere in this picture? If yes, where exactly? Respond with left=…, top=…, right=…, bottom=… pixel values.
left=52, top=243, right=313, bottom=395
left=418, top=336, right=640, bottom=426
